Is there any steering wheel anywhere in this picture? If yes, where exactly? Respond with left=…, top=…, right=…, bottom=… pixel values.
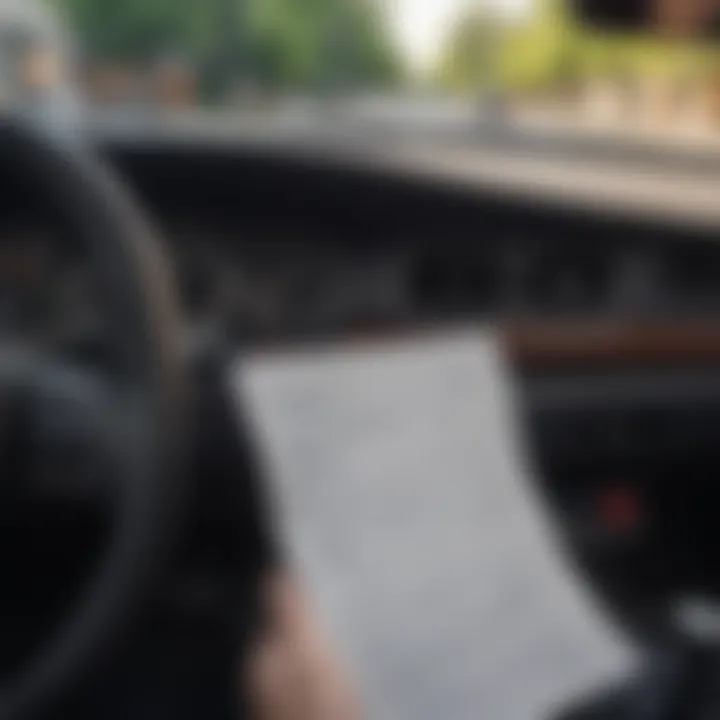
left=0, top=120, right=187, bottom=719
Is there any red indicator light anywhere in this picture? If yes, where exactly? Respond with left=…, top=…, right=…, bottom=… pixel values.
left=597, top=484, right=642, bottom=532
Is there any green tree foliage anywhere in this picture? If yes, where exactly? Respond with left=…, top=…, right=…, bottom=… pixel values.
left=436, top=0, right=579, bottom=93
left=57, top=0, right=402, bottom=91
left=496, top=0, right=585, bottom=92
left=436, top=9, right=497, bottom=92
left=437, top=0, right=720, bottom=95
left=248, top=0, right=401, bottom=89
left=58, top=0, right=207, bottom=60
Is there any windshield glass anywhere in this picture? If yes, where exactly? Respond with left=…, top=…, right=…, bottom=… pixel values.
left=3, top=0, right=718, bottom=156
left=36, top=0, right=719, bottom=144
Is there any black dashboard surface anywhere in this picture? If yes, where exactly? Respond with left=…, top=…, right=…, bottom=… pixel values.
left=6, top=134, right=720, bottom=638
left=93, top=138, right=720, bottom=642
left=3, top=133, right=720, bottom=716
left=97, top=138, right=720, bottom=343
left=3, top=136, right=719, bottom=350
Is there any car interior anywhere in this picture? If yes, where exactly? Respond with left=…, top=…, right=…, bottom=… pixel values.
left=3, top=111, right=720, bottom=720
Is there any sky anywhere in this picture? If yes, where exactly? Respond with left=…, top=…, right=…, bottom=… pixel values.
left=388, top=0, right=531, bottom=74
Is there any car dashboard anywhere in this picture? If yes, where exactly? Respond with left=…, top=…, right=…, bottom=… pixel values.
left=95, top=139, right=720, bottom=632
left=4, top=133, right=720, bottom=716
left=5, top=139, right=720, bottom=347
left=109, top=141, right=720, bottom=337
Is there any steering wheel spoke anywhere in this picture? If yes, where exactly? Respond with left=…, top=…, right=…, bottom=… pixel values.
left=15, top=355, right=150, bottom=501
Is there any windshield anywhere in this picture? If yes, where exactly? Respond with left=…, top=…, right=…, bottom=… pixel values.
left=61, top=0, right=406, bottom=105
left=2, top=0, right=718, bottom=160
left=34, top=0, right=718, bottom=144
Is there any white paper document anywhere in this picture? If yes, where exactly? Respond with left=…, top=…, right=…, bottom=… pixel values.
left=235, top=330, right=632, bottom=720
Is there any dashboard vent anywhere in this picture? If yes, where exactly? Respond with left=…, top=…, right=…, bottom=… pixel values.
left=663, top=246, right=720, bottom=308
left=413, top=253, right=499, bottom=317
left=524, top=250, right=613, bottom=313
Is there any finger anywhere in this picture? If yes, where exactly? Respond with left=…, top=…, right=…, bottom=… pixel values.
left=245, top=639, right=305, bottom=720
left=265, top=574, right=318, bottom=640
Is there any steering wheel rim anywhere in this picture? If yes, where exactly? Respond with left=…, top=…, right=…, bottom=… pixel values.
left=0, top=119, right=187, bottom=719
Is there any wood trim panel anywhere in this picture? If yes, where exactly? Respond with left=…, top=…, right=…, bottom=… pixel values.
left=505, top=321, right=720, bottom=367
